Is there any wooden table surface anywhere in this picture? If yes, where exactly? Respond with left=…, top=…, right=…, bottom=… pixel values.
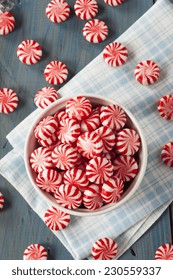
left=0, top=0, right=173, bottom=260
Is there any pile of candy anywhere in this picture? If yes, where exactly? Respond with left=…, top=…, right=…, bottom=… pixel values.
left=30, top=95, right=141, bottom=212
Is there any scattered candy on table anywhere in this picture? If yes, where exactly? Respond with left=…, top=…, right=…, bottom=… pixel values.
left=0, top=88, right=18, bottom=114
left=44, top=206, right=70, bottom=231
left=74, top=0, right=98, bottom=20
left=44, top=60, right=68, bottom=85
left=134, top=60, right=160, bottom=85
left=103, top=42, right=128, bottom=67
left=23, top=244, right=48, bottom=260
left=0, top=11, right=15, bottom=35
left=17, top=40, right=42, bottom=65
left=34, top=87, right=59, bottom=109
left=0, top=192, right=4, bottom=210
left=161, top=141, right=173, bottom=167
left=83, top=19, right=108, bottom=43
left=158, top=94, right=173, bottom=121
left=91, top=237, right=118, bottom=260
left=154, top=244, right=173, bottom=260
left=46, top=0, right=70, bottom=23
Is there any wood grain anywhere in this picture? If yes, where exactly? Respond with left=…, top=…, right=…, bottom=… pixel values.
left=1, top=0, right=172, bottom=260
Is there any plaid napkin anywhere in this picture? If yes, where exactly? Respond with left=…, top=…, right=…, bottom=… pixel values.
left=1, top=0, right=173, bottom=259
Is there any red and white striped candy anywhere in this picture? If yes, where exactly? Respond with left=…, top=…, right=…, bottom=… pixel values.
left=92, top=237, right=118, bottom=260
left=83, top=19, right=108, bottom=43
left=161, top=142, right=173, bottom=167
left=55, top=184, right=83, bottom=209
left=96, top=126, right=116, bottom=153
left=134, top=60, right=160, bottom=85
left=158, top=95, right=173, bottom=121
left=38, top=133, right=57, bottom=147
left=100, top=104, right=127, bottom=131
left=101, top=176, right=124, bottom=204
left=52, top=143, right=78, bottom=170
left=66, top=96, right=92, bottom=121
left=30, top=147, right=54, bottom=173
left=86, top=157, right=113, bottom=184
left=155, top=244, right=173, bottom=260
left=44, top=61, right=68, bottom=85
left=0, top=88, right=18, bottom=114
left=23, top=244, right=48, bottom=260
left=104, top=0, right=124, bottom=6
left=83, top=184, right=103, bottom=210
left=0, top=192, right=4, bottom=210
left=17, top=40, right=42, bottom=65
left=77, top=131, right=103, bottom=159
left=74, top=0, right=98, bottom=20
left=34, top=87, right=58, bottom=109
left=46, top=0, right=70, bottom=23
left=81, top=109, right=100, bottom=132
left=44, top=206, right=70, bottom=231
left=57, top=118, right=80, bottom=144
left=34, top=116, right=58, bottom=141
left=63, top=168, right=89, bottom=192
left=116, top=128, right=141, bottom=155
left=102, top=150, right=116, bottom=162
left=103, top=42, right=128, bottom=67
left=54, top=110, right=68, bottom=125
left=113, top=155, right=139, bottom=182
left=36, top=169, right=63, bottom=193
left=0, top=11, right=15, bottom=35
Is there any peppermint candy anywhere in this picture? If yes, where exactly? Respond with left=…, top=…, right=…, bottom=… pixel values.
left=0, top=11, right=15, bottom=35
left=96, top=126, right=116, bottom=153
left=55, top=184, right=83, bottom=209
left=134, top=60, right=160, bottom=85
left=83, top=19, right=108, bottom=43
left=34, top=116, right=58, bottom=141
left=0, top=88, right=18, bottom=114
left=34, top=87, right=58, bottom=109
left=63, top=168, right=89, bottom=192
left=103, top=42, right=128, bottom=67
left=101, top=176, right=124, bottom=203
left=116, top=128, right=141, bottom=155
left=46, top=0, right=70, bottom=23
left=81, top=109, right=100, bottom=132
left=161, top=142, right=173, bottom=167
left=92, top=237, right=118, bottom=260
left=86, top=156, right=113, bottom=184
left=66, top=96, right=92, bottom=121
left=54, top=110, right=68, bottom=125
left=44, top=60, right=68, bottom=85
left=158, top=95, right=173, bottom=121
left=44, top=206, right=70, bottom=231
left=100, top=104, right=127, bottom=130
left=57, top=118, right=80, bottom=144
left=77, top=131, right=103, bottom=159
left=38, top=133, right=57, bottom=147
left=0, top=192, right=4, bottom=210
left=36, top=169, right=63, bottom=193
left=113, top=155, right=139, bottom=181
left=155, top=244, right=173, bottom=260
left=17, top=40, right=42, bottom=65
left=104, top=0, right=124, bottom=6
left=74, top=0, right=98, bottom=20
left=23, top=244, right=48, bottom=260
left=51, top=143, right=78, bottom=170
left=83, top=184, right=103, bottom=210
left=30, top=147, right=54, bottom=173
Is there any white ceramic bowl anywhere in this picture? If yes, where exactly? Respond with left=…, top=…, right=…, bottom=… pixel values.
left=24, top=94, right=147, bottom=216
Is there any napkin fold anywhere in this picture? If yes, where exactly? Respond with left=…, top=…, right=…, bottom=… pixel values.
left=1, top=0, right=173, bottom=259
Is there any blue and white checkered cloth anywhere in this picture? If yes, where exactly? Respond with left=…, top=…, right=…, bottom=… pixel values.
left=1, top=0, right=173, bottom=259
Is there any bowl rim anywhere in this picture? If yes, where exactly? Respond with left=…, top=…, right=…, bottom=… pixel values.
left=24, top=93, right=148, bottom=216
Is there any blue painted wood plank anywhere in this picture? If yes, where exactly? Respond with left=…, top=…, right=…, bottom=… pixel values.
left=1, top=0, right=171, bottom=260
